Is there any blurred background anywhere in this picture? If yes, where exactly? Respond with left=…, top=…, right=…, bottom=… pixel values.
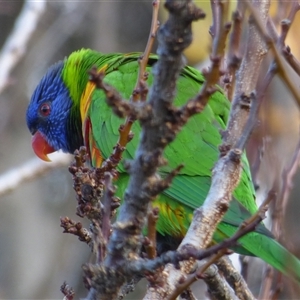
left=0, top=0, right=300, bottom=299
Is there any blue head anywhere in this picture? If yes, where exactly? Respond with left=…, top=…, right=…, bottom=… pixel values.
left=26, top=61, right=83, bottom=160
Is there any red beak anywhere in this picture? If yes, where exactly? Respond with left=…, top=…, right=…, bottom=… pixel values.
left=32, top=131, right=55, bottom=162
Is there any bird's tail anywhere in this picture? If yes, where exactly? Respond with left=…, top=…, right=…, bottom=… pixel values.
left=240, top=232, right=300, bottom=283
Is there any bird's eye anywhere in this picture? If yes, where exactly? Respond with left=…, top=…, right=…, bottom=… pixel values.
left=39, top=103, right=51, bottom=117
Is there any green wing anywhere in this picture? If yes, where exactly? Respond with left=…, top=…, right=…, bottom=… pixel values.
left=84, top=51, right=300, bottom=282
left=88, top=52, right=257, bottom=218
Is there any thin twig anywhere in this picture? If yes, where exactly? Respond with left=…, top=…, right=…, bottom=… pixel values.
left=244, top=0, right=300, bottom=108
left=134, top=0, right=160, bottom=102
left=282, top=46, right=300, bottom=77
left=256, top=3, right=300, bottom=104
left=145, top=208, right=159, bottom=259
left=60, top=217, right=92, bottom=244
left=282, top=2, right=300, bottom=43
left=119, top=0, right=160, bottom=149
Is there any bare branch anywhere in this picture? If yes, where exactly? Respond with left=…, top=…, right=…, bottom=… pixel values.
left=255, top=4, right=300, bottom=109
left=280, top=2, right=300, bottom=44
left=282, top=46, right=300, bottom=77
left=0, top=0, right=46, bottom=94
left=0, top=152, right=70, bottom=197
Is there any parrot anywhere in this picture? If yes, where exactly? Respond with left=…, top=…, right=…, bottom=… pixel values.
left=26, top=48, right=300, bottom=282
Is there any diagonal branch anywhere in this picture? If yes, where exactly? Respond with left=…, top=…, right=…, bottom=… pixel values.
left=0, top=153, right=70, bottom=197
left=0, top=0, right=46, bottom=94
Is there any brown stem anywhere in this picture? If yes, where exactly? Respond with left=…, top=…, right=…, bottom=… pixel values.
left=134, top=0, right=160, bottom=102
left=282, top=46, right=300, bottom=76
left=145, top=207, right=159, bottom=259
left=120, top=0, right=160, bottom=151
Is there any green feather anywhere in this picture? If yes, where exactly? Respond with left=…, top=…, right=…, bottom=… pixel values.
left=63, top=49, right=300, bottom=282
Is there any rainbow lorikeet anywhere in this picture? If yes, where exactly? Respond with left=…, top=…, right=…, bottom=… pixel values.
left=26, top=49, right=300, bottom=282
